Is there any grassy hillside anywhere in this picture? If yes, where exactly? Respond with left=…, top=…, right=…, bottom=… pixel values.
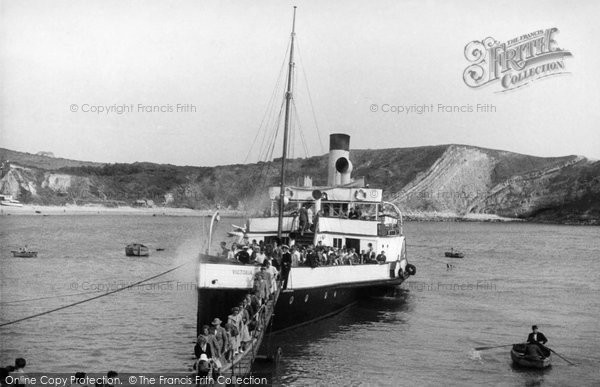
left=1, top=145, right=598, bottom=224
left=0, top=148, right=102, bottom=170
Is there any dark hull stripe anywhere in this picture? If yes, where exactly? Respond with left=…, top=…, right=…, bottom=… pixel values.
left=197, top=277, right=407, bottom=335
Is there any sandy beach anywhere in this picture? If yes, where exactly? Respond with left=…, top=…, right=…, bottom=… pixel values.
left=0, top=204, right=519, bottom=222
left=0, top=204, right=243, bottom=217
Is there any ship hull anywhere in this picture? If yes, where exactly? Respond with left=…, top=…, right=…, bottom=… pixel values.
left=196, top=275, right=407, bottom=336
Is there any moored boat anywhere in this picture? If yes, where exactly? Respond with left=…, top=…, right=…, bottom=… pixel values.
left=510, top=343, right=552, bottom=369
left=11, top=249, right=38, bottom=258
left=0, top=195, right=24, bottom=207
left=125, top=243, right=149, bottom=257
left=445, top=248, right=464, bottom=258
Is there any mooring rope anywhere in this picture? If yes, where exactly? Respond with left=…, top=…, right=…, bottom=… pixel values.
left=0, top=263, right=189, bottom=327
left=0, top=280, right=177, bottom=305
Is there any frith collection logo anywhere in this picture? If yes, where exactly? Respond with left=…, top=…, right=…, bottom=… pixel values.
left=463, top=28, right=572, bottom=92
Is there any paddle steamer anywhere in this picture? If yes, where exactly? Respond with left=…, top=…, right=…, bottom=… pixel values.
left=196, top=8, right=416, bottom=335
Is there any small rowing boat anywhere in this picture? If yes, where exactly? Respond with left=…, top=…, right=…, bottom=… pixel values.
left=11, top=249, right=38, bottom=258
left=125, top=243, right=149, bottom=257
left=445, top=251, right=464, bottom=258
left=510, top=343, right=552, bottom=369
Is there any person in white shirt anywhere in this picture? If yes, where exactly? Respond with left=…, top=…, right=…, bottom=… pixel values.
left=291, top=246, right=301, bottom=267
left=227, top=243, right=239, bottom=261
left=264, top=260, right=279, bottom=294
left=255, top=248, right=266, bottom=265
left=307, top=206, right=314, bottom=231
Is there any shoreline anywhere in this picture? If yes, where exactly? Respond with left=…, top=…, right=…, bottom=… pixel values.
left=1, top=205, right=596, bottom=225
left=0, top=204, right=244, bottom=217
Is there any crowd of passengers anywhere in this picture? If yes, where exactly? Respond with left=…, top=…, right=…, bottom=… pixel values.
left=194, top=271, right=278, bottom=379
left=219, top=239, right=389, bottom=269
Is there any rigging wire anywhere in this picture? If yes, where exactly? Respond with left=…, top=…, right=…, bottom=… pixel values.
left=295, top=39, right=326, bottom=154
left=0, top=263, right=189, bottom=327
left=244, top=40, right=291, bottom=164
left=292, top=100, right=310, bottom=158
left=256, top=98, right=287, bottom=190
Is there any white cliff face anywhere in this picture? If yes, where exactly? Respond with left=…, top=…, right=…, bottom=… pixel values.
left=42, top=174, right=73, bottom=193
left=0, top=164, right=38, bottom=198
left=393, top=146, right=496, bottom=215
left=482, top=156, right=591, bottom=217
left=389, top=146, right=595, bottom=220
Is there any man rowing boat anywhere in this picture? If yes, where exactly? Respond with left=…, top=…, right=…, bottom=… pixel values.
left=527, top=325, right=548, bottom=345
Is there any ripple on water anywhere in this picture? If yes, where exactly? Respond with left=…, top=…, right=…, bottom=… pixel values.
left=2, top=218, right=599, bottom=385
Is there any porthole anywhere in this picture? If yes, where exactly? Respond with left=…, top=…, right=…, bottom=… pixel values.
left=304, top=294, right=309, bottom=302
left=289, top=296, right=294, bottom=304
left=324, top=291, right=328, bottom=299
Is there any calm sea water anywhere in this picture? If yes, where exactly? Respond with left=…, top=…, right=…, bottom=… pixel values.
left=1, top=216, right=599, bottom=386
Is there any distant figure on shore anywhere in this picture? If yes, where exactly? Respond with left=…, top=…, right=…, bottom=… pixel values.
left=527, top=325, right=548, bottom=345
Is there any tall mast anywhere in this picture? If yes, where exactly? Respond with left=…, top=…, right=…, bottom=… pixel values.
left=278, top=6, right=297, bottom=239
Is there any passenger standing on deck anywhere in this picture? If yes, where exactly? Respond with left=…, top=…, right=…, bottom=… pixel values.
left=261, top=263, right=274, bottom=297
left=194, top=336, right=213, bottom=359
left=265, top=260, right=279, bottom=295
left=367, top=243, right=376, bottom=261
left=348, top=207, right=358, bottom=219
left=298, top=206, right=308, bottom=235
left=271, top=242, right=282, bottom=270
left=307, top=205, right=314, bottom=231
left=291, top=245, right=301, bottom=267
left=238, top=302, right=252, bottom=351
left=305, top=247, right=319, bottom=268
left=219, top=242, right=229, bottom=257
left=196, top=325, right=219, bottom=359
left=255, top=248, right=266, bottom=265
left=246, top=294, right=259, bottom=316
left=281, top=245, right=292, bottom=290
left=253, top=268, right=268, bottom=303
left=210, top=318, right=228, bottom=357
left=228, top=307, right=243, bottom=355
left=227, top=244, right=239, bottom=261
left=235, top=246, right=251, bottom=264
left=349, top=248, right=359, bottom=264
left=527, top=325, right=548, bottom=345
left=376, top=251, right=387, bottom=264
left=222, top=324, right=234, bottom=361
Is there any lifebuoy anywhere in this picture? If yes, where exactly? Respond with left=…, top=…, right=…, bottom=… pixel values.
left=355, top=189, right=367, bottom=201
left=406, top=264, right=416, bottom=276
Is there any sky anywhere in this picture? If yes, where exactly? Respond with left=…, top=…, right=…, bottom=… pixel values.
left=1, top=0, right=599, bottom=166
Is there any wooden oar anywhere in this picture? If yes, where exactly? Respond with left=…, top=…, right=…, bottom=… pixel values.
left=540, top=344, right=577, bottom=366
left=474, top=344, right=515, bottom=351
